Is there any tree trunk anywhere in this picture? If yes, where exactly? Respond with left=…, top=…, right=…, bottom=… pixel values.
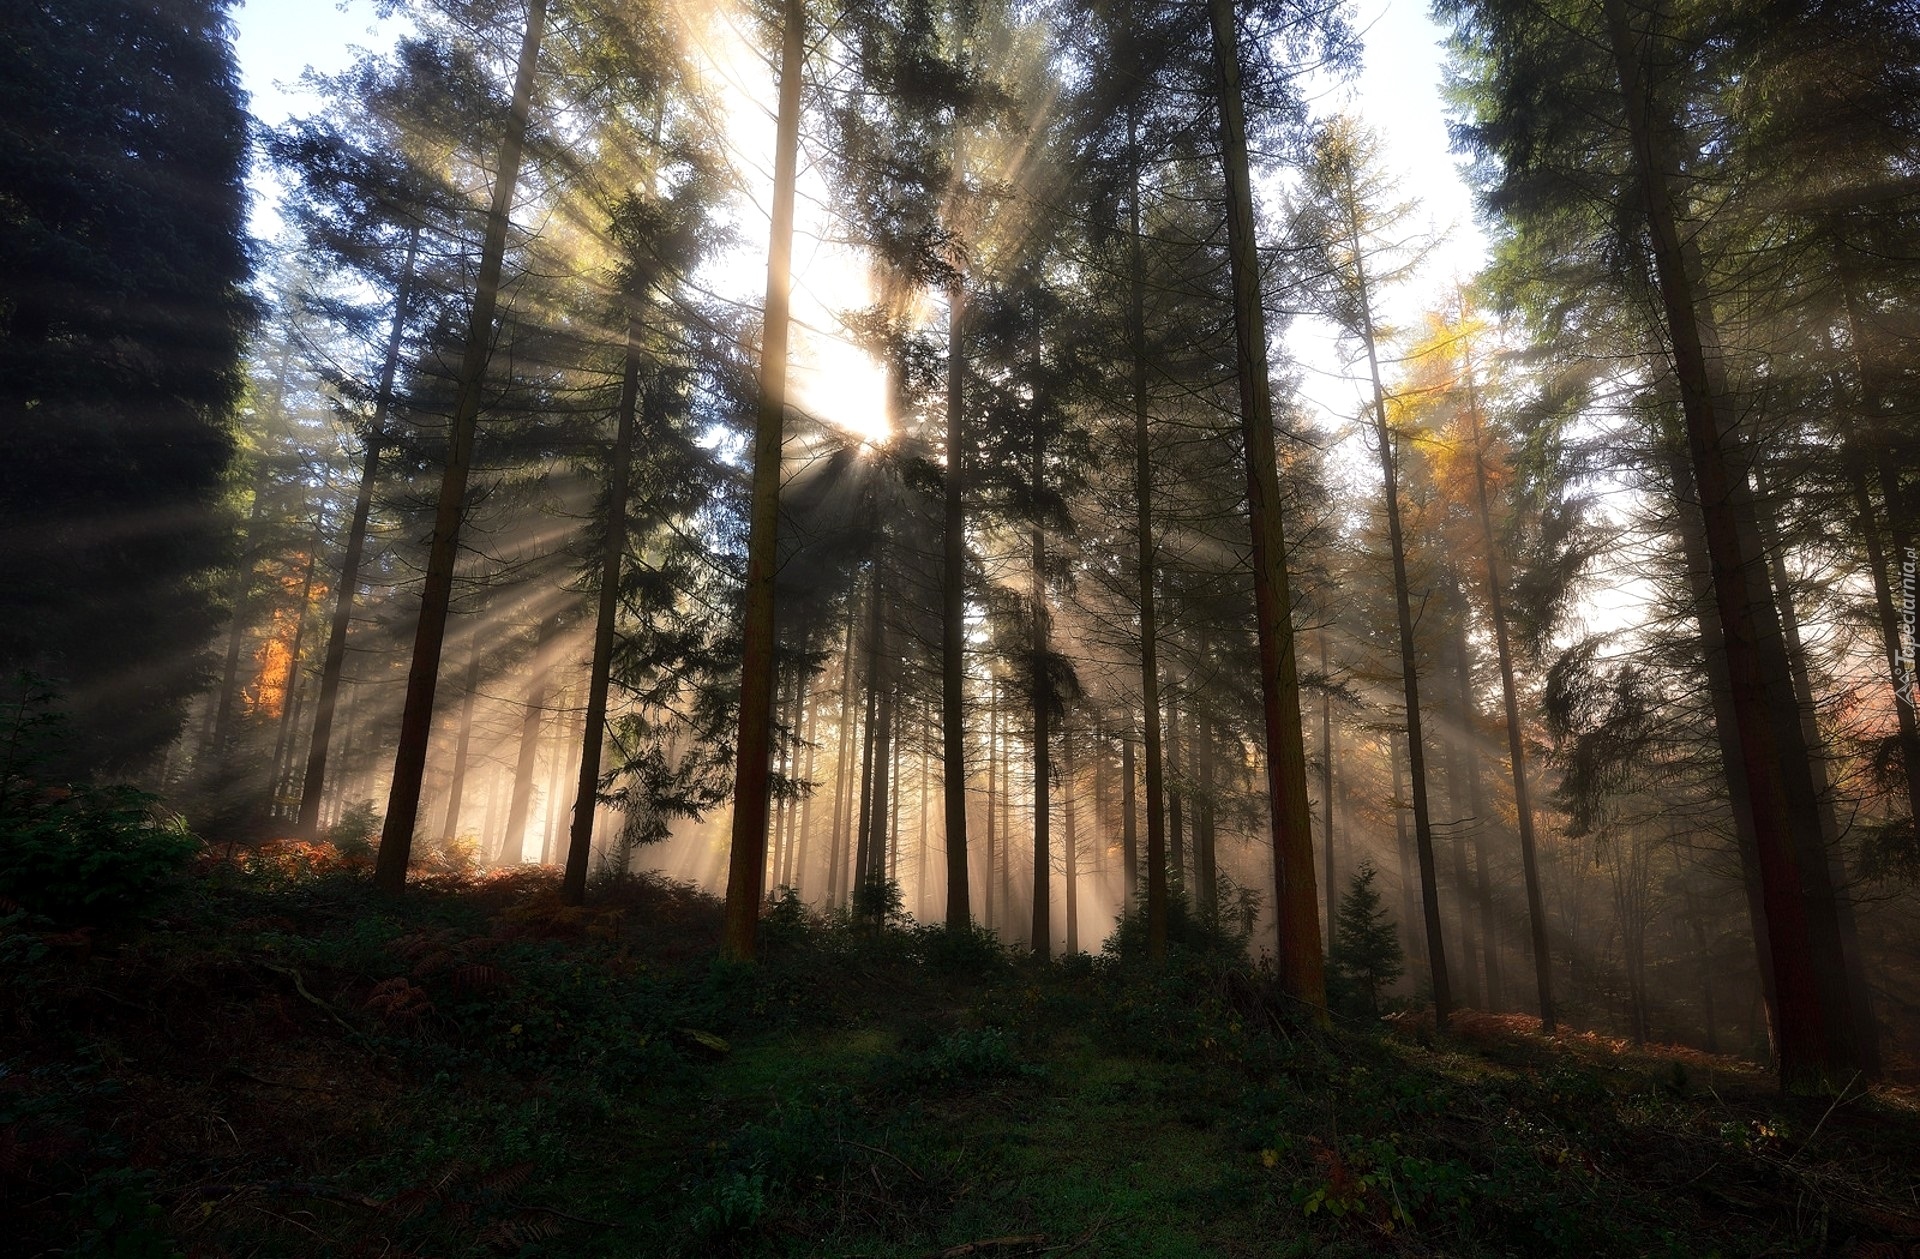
left=985, top=681, right=998, bottom=930
left=1463, top=374, right=1555, bottom=1029
left=1442, top=694, right=1480, bottom=1011
left=1392, top=732, right=1419, bottom=970
left=1320, top=629, right=1336, bottom=949
left=1667, top=444, right=1780, bottom=1055
left=1064, top=728, right=1080, bottom=954
left=1603, top=0, right=1857, bottom=1085
left=720, top=0, right=804, bottom=957
left=1851, top=466, right=1920, bottom=824
left=867, top=667, right=894, bottom=913
left=541, top=687, right=572, bottom=864
left=440, top=641, right=481, bottom=842
left=796, top=675, right=819, bottom=895
left=854, top=566, right=884, bottom=896
left=1122, top=736, right=1138, bottom=912
left=268, top=523, right=323, bottom=813
left=1345, top=175, right=1451, bottom=1027
left=1205, top=0, right=1325, bottom=1014
left=829, top=596, right=859, bottom=909
left=376, top=0, right=547, bottom=893
left=1166, top=696, right=1183, bottom=893
left=883, top=694, right=898, bottom=890
left=1455, top=634, right=1501, bottom=1012
left=1128, top=104, right=1170, bottom=960
left=1756, top=479, right=1879, bottom=1074
left=298, top=226, right=418, bottom=836
left=941, top=134, right=972, bottom=930
left=917, top=703, right=930, bottom=918
left=1195, top=692, right=1217, bottom=918
left=502, top=613, right=560, bottom=866
left=1031, top=487, right=1051, bottom=958
left=562, top=304, right=644, bottom=904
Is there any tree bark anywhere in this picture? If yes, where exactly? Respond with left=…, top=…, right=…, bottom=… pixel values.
left=1463, top=374, right=1555, bottom=1029
left=1122, top=736, right=1138, bottom=912
left=562, top=305, right=643, bottom=904
left=268, top=522, right=323, bottom=813
left=1756, top=480, right=1879, bottom=1074
left=1342, top=164, right=1450, bottom=1027
left=440, top=642, right=481, bottom=843
left=298, top=226, right=418, bottom=836
left=941, top=134, right=972, bottom=930
left=720, top=0, right=804, bottom=957
left=829, top=595, right=859, bottom=909
left=376, top=0, right=546, bottom=893
left=854, top=566, right=884, bottom=896
left=1451, top=623, right=1498, bottom=1009
left=501, top=612, right=560, bottom=866
left=1128, top=103, right=1170, bottom=959
left=1320, top=629, right=1336, bottom=949
left=1603, top=0, right=1857, bottom=1085
left=1206, top=0, right=1325, bottom=1014
left=1031, top=476, right=1051, bottom=957
left=1064, top=727, right=1080, bottom=954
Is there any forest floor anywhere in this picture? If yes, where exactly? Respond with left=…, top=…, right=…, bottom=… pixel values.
left=6, top=850, right=1920, bottom=1258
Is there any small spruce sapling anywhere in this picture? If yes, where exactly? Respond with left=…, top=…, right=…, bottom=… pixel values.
left=1327, top=861, right=1404, bottom=1019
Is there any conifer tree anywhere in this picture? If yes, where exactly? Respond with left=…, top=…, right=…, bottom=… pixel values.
left=1329, top=861, right=1404, bottom=1019
left=0, top=0, right=253, bottom=774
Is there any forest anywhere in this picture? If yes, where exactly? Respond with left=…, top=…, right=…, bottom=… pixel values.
left=3, top=0, right=1919, bottom=1254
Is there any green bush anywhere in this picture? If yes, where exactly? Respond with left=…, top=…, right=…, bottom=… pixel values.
left=326, top=799, right=380, bottom=857
left=881, top=1026, right=1039, bottom=1089
left=0, top=674, right=199, bottom=926
left=0, top=783, right=198, bottom=926
left=1326, top=862, right=1404, bottom=1020
left=1101, top=876, right=1262, bottom=965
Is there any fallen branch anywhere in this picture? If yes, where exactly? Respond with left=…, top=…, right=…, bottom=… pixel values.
left=927, top=1234, right=1046, bottom=1258
left=221, top=1064, right=337, bottom=1093
left=838, top=1137, right=925, bottom=1181
left=257, top=961, right=360, bottom=1037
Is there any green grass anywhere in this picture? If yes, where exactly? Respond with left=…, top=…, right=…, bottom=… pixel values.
left=3, top=860, right=1917, bottom=1257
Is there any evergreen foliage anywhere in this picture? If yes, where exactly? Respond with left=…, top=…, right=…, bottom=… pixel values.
left=1328, top=861, right=1405, bottom=1019
left=0, top=0, right=253, bottom=773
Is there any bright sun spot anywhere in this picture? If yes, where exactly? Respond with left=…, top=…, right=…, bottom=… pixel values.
left=790, top=328, right=892, bottom=447
left=683, top=0, right=895, bottom=449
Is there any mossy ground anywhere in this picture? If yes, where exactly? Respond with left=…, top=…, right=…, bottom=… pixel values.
left=4, top=853, right=1917, bottom=1257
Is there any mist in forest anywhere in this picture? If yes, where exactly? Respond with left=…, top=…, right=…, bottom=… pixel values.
left=7, top=0, right=1920, bottom=1097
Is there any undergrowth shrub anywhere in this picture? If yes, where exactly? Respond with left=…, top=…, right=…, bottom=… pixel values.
left=910, top=920, right=1012, bottom=974
left=0, top=785, right=198, bottom=927
left=1101, top=877, right=1261, bottom=966
left=326, top=799, right=380, bottom=857
left=879, top=1026, right=1039, bottom=1090
left=0, top=677, right=198, bottom=927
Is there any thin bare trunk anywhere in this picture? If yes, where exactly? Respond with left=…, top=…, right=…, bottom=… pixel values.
left=299, top=226, right=418, bottom=835
left=720, top=0, right=804, bottom=957
left=1321, top=630, right=1336, bottom=948
left=440, top=641, right=481, bottom=842
left=1345, top=177, right=1450, bottom=1026
left=1463, top=374, right=1555, bottom=1029
left=1064, top=728, right=1079, bottom=955
left=941, top=131, right=972, bottom=930
left=1122, top=736, right=1138, bottom=911
left=1031, top=432, right=1051, bottom=958
left=376, top=0, right=547, bottom=892
left=1128, top=104, right=1169, bottom=959
left=563, top=306, right=643, bottom=904
left=502, top=614, right=560, bottom=866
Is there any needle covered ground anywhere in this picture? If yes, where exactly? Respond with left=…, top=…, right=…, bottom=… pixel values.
left=4, top=849, right=1918, bottom=1257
